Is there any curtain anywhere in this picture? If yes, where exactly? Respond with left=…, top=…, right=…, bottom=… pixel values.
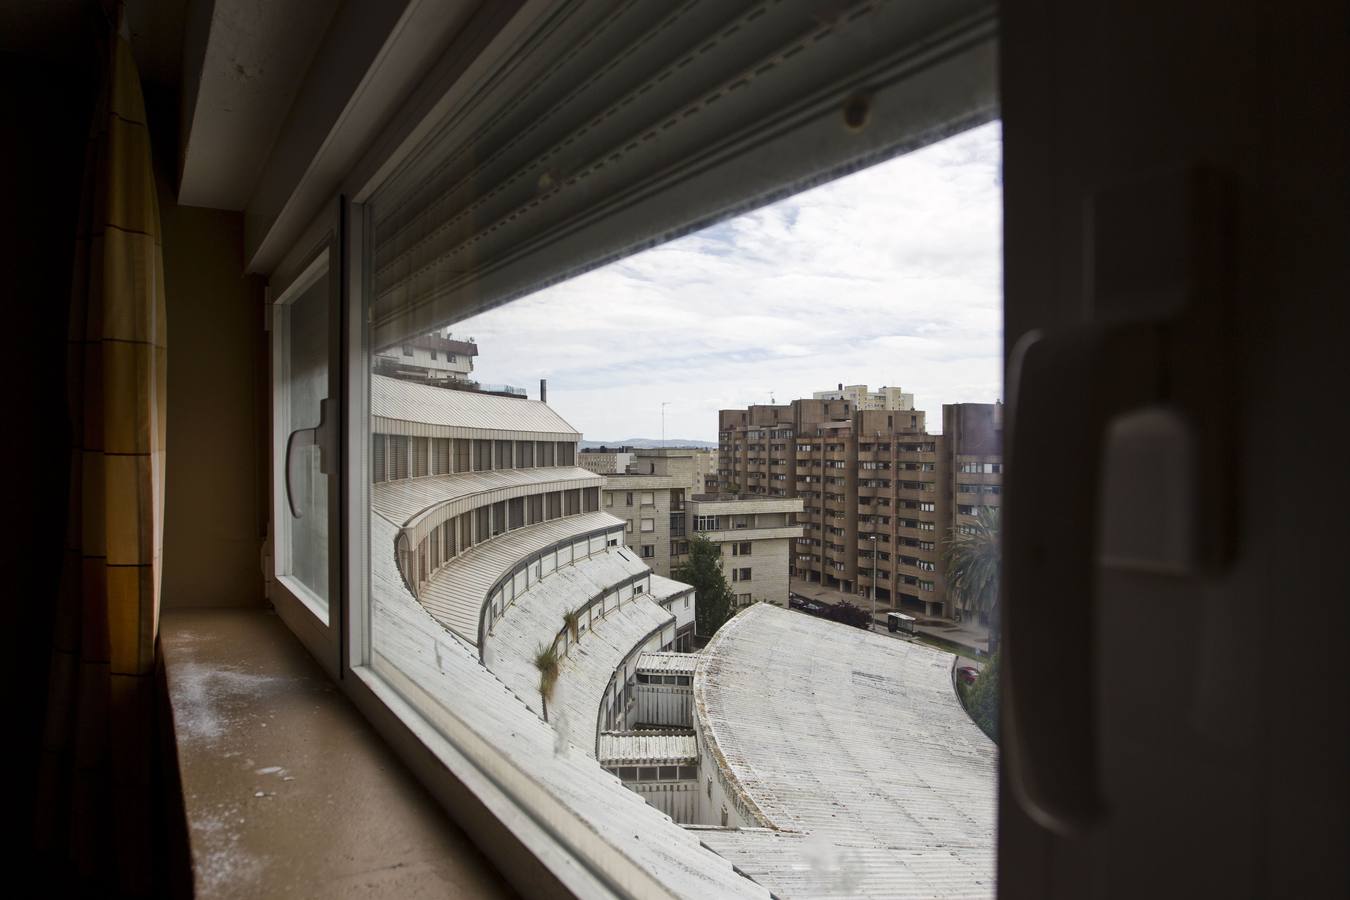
left=38, top=8, right=168, bottom=894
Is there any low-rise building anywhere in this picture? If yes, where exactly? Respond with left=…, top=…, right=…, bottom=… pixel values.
left=684, top=494, right=802, bottom=607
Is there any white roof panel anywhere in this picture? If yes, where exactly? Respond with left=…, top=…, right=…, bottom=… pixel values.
left=372, top=373, right=579, bottom=438
left=598, top=732, right=699, bottom=766
left=693, top=604, right=997, bottom=898
left=416, top=510, right=624, bottom=644
left=637, top=651, right=698, bottom=676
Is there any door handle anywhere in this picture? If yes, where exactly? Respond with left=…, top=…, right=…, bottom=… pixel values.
left=285, top=397, right=335, bottom=518
left=1003, top=166, right=1236, bottom=836
left=1004, top=323, right=1160, bottom=834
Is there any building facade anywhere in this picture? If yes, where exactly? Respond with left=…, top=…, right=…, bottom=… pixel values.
left=718, top=395, right=1001, bottom=619
left=600, top=474, right=803, bottom=607
left=578, top=447, right=637, bottom=475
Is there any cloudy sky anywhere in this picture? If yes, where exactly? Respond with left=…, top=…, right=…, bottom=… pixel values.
left=452, top=120, right=1003, bottom=443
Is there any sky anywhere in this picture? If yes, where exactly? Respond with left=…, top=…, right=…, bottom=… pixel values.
left=451, top=120, right=1003, bottom=443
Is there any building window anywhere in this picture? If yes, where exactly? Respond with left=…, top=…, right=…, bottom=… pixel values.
left=626, top=491, right=634, bottom=506
left=731, top=567, right=752, bottom=582
left=641, top=545, right=655, bottom=559
left=640, top=518, right=656, bottom=532
left=640, top=491, right=654, bottom=506
left=626, top=519, right=634, bottom=533
left=402, top=343, right=413, bottom=356
left=605, top=492, right=614, bottom=507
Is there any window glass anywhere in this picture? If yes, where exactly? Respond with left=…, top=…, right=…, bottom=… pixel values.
left=360, top=118, right=1001, bottom=897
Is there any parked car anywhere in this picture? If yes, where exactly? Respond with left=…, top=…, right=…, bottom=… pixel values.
left=957, top=666, right=980, bottom=685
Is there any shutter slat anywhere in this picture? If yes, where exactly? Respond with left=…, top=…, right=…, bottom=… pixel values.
left=370, top=0, right=995, bottom=348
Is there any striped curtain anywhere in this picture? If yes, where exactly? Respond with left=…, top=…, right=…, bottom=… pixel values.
left=39, top=8, right=168, bottom=893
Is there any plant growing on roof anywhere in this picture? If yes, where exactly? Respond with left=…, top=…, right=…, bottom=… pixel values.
left=562, top=607, right=581, bottom=644
left=534, top=642, right=560, bottom=722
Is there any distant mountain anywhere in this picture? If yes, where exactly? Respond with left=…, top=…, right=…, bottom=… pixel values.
left=580, top=438, right=717, bottom=450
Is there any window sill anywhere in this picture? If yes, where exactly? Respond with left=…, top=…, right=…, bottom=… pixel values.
left=160, top=608, right=514, bottom=899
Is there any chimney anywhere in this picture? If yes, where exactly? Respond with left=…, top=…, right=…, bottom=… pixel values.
left=540, top=379, right=548, bottom=403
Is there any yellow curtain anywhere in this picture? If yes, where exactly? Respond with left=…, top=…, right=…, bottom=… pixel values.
left=39, top=8, right=167, bottom=893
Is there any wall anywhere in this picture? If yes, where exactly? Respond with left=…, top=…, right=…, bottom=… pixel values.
left=158, top=198, right=267, bottom=607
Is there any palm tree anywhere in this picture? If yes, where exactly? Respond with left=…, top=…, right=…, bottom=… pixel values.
left=943, top=505, right=1000, bottom=652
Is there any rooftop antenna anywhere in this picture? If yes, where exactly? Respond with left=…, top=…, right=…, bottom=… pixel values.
left=661, top=401, right=671, bottom=448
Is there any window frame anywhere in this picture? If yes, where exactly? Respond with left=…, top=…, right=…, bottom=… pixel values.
left=253, top=1, right=1003, bottom=894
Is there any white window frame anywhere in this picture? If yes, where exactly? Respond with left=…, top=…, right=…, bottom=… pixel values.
left=248, top=1, right=1002, bottom=894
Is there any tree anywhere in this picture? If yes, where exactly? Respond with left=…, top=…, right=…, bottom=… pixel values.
left=962, top=651, right=999, bottom=743
left=943, top=505, right=1001, bottom=652
left=672, top=535, right=735, bottom=639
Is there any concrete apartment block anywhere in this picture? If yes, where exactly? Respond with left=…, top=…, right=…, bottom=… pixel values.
left=718, top=395, right=1001, bottom=620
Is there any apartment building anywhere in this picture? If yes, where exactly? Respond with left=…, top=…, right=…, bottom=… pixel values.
left=625, top=448, right=717, bottom=495
left=718, top=396, right=1002, bottom=619
left=812, top=383, right=915, bottom=411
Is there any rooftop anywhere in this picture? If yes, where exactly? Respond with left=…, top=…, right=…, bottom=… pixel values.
left=636, top=651, right=698, bottom=676
left=482, top=547, right=675, bottom=753
left=368, top=513, right=767, bottom=898
left=598, top=732, right=699, bottom=766
left=408, top=510, right=624, bottom=643
left=372, top=373, right=578, bottom=439
left=693, top=603, right=997, bottom=898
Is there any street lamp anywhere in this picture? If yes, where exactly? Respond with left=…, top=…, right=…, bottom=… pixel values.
left=868, top=534, right=878, bottom=630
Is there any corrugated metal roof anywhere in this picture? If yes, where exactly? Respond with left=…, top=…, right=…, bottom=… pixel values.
left=693, top=604, right=997, bottom=899
left=637, top=651, right=698, bottom=675
left=417, top=510, right=625, bottom=643
left=598, top=732, right=699, bottom=766
left=649, top=573, right=694, bottom=604
left=371, top=467, right=602, bottom=528
left=369, top=513, right=767, bottom=898
left=482, top=548, right=673, bottom=755
left=372, top=373, right=579, bottom=438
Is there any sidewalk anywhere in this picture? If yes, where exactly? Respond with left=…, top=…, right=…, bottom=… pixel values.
left=788, top=577, right=992, bottom=657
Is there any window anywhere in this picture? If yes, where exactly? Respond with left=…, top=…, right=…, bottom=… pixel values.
left=341, top=8, right=1000, bottom=893
left=402, top=343, right=413, bottom=356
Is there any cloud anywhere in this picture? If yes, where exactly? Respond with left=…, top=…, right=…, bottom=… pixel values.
left=447, top=121, right=1003, bottom=441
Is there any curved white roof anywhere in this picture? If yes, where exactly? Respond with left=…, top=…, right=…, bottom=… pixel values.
left=483, top=547, right=675, bottom=754
left=371, top=466, right=602, bottom=527
left=416, top=510, right=624, bottom=643
left=693, top=603, right=997, bottom=898
left=368, top=513, right=767, bottom=898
